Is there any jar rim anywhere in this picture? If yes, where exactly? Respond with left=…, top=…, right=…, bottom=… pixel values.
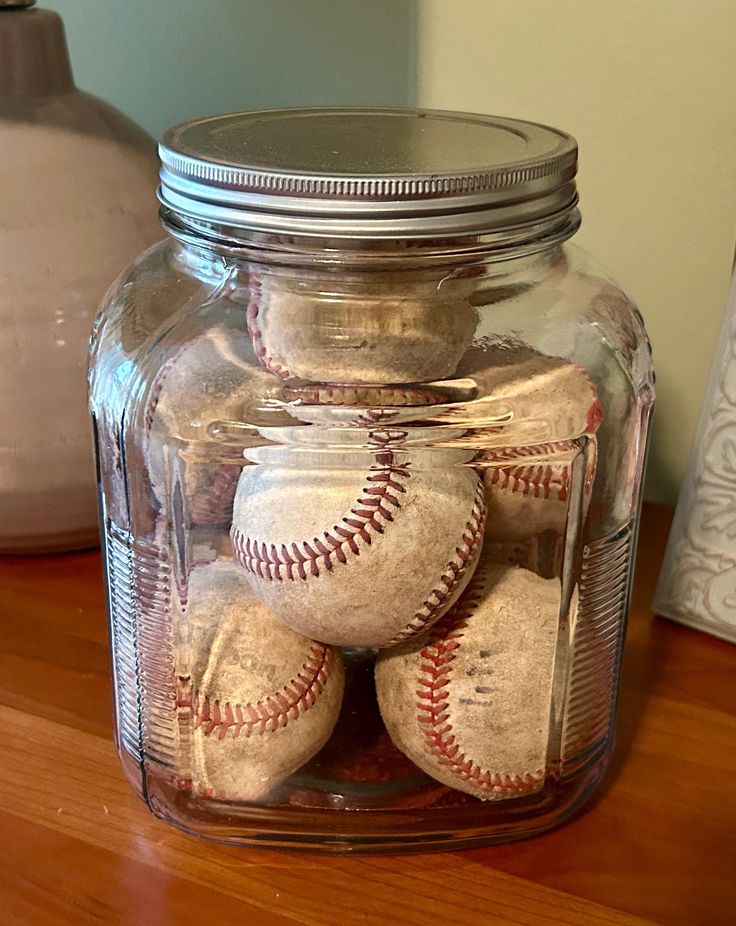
left=160, top=206, right=581, bottom=269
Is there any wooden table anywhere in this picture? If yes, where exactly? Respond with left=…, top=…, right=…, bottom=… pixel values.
left=1, top=503, right=734, bottom=926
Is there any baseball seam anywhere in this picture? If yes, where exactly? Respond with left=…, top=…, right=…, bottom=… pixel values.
left=382, top=479, right=486, bottom=648
left=246, top=273, right=290, bottom=380
left=176, top=641, right=332, bottom=739
left=416, top=569, right=546, bottom=797
left=578, top=365, right=605, bottom=433
left=231, top=431, right=411, bottom=581
left=488, top=463, right=570, bottom=501
left=188, top=464, right=242, bottom=526
left=283, top=384, right=448, bottom=408
left=486, top=440, right=580, bottom=459
left=350, top=408, right=404, bottom=427
left=284, top=384, right=449, bottom=428
left=486, top=439, right=598, bottom=500
left=143, top=340, right=245, bottom=527
left=232, top=429, right=487, bottom=644
left=144, top=346, right=190, bottom=434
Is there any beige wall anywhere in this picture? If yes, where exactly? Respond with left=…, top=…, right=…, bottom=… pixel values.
left=416, top=0, right=736, bottom=502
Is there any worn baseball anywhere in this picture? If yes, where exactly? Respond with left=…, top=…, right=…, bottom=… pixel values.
left=376, top=562, right=566, bottom=800
left=451, top=349, right=603, bottom=576
left=143, top=324, right=282, bottom=528
left=246, top=269, right=479, bottom=384
left=174, top=559, right=344, bottom=801
left=231, top=432, right=486, bottom=648
left=484, top=439, right=597, bottom=577
left=454, top=347, right=604, bottom=442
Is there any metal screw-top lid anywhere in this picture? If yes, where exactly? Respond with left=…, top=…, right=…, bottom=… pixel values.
left=159, top=108, right=578, bottom=239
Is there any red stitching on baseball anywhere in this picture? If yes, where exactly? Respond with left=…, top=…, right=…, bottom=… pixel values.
left=488, top=462, right=570, bottom=501
left=382, top=478, right=486, bottom=647
left=349, top=408, right=404, bottom=427
left=231, top=430, right=412, bottom=581
left=176, top=641, right=333, bottom=739
left=144, top=345, right=191, bottom=434
left=142, top=341, right=245, bottom=525
left=576, top=364, right=605, bottom=433
left=587, top=398, right=604, bottom=433
left=283, top=384, right=448, bottom=408
left=415, top=568, right=546, bottom=797
left=283, top=384, right=449, bottom=428
left=484, top=440, right=580, bottom=463
left=188, top=464, right=241, bottom=526
left=246, top=273, right=290, bottom=380
left=486, top=439, right=599, bottom=500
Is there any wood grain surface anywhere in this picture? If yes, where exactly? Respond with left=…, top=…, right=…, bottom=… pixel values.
left=0, top=503, right=734, bottom=926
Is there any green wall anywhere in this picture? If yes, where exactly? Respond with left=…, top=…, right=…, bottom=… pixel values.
left=45, top=0, right=417, bottom=139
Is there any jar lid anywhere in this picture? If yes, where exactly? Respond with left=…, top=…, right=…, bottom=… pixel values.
left=158, top=108, right=578, bottom=239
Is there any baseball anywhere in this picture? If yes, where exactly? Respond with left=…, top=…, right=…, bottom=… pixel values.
left=452, top=346, right=604, bottom=442
left=246, top=269, right=479, bottom=384
left=483, top=439, right=597, bottom=577
left=449, top=347, right=602, bottom=577
left=175, top=559, right=344, bottom=801
left=143, top=323, right=283, bottom=529
left=375, top=562, right=566, bottom=800
left=231, top=431, right=486, bottom=648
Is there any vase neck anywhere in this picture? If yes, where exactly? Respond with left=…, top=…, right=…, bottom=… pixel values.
left=0, top=8, right=74, bottom=97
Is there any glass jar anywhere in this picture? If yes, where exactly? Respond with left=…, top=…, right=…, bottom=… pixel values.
left=89, top=108, right=654, bottom=851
